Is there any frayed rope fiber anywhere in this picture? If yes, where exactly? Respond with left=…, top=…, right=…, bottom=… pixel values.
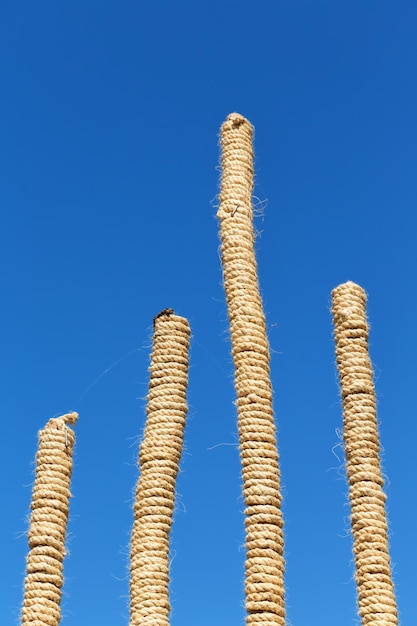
left=21, top=412, right=78, bottom=626
left=217, top=113, right=286, bottom=626
left=331, top=281, right=398, bottom=626
left=129, top=309, right=190, bottom=626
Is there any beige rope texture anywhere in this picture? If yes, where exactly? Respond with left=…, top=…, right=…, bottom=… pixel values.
left=21, top=411, right=78, bottom=626
left=217, top=113, right=285, bottom=626
left=130, top=309, right=190, bottom=626
left=331, top=281, right=398, bottom=626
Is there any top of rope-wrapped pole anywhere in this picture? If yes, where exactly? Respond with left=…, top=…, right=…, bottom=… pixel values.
left=153, top=308, right=175, bottom=328
left=217, top=112, right=254, bottom=224
left=49, top=411, right=79, bottom=427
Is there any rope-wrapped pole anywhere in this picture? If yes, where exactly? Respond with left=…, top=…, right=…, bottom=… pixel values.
left=21, top=411, right=78, bottom=626
left=331, top=281, right=398, bottom=626
left=217, top=113, right=285, bottom=626
left=130, top=309, right=190, bottom=626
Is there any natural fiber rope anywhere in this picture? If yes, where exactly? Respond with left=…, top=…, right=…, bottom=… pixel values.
left=217, top=113, right=285, bottom=626
left=21, top=411, right=78, bottom=626
left=331, top=281, right=398, bottom=626
left=130, top=309, right=190, bottom=626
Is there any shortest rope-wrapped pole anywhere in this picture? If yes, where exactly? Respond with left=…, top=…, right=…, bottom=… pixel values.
left=130, top=309, right=190, bottom=626
left=22, top=411, right=79, bottom=626
left=331, top=282, right=398, bottom=626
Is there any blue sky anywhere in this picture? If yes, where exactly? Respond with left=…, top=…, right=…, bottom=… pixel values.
left=2, top=2, right=416, bottom=625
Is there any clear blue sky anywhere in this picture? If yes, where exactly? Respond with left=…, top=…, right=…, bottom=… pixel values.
left=2, top=2, right=416, bottom=625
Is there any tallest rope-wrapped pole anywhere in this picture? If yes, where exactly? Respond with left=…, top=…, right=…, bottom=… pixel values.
left=217, top=113, right=285, bottom=626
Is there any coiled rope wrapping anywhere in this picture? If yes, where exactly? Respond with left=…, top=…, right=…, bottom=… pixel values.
left=217, top=113, right=285, bottom=626
left=331, top=281, right=398, bottom=626
left=21, top=411, right=78, bottom=626
left=130, top=309, right=190, bottom=626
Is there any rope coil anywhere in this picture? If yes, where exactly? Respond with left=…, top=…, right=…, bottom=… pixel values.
left=331, top=281, right=398, bottom=626
left=218, top=113, right=285, bottom=626
left=21, top=411, right=78, bottom=626
left=130, top=309, right=190, bottom=626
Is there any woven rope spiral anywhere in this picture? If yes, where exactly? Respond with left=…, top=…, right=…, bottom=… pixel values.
left=217, top=113, right=285, bottom=626
left=332, top=281, right=398, bottom=626
left=130, top=309, right=190, bottom=626
left=21, top=411, right=78, bottom=626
